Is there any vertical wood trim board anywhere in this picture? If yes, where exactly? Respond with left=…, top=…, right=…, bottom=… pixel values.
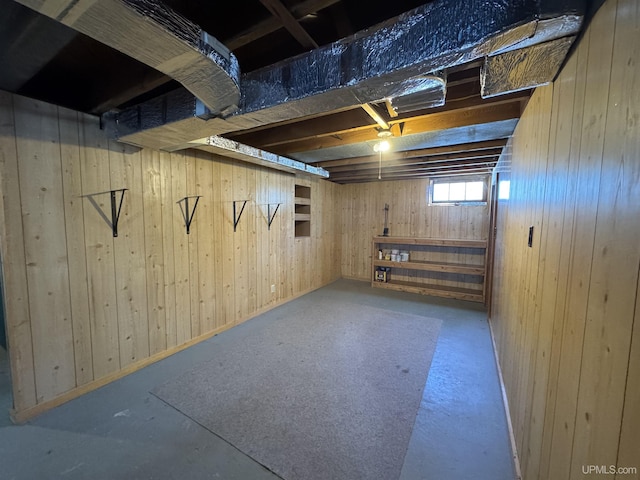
left=0, top=95, right=341, bottom=419
left=490, top=0, right=640, bottom=478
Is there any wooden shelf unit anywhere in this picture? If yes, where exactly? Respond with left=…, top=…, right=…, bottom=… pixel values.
left=371, top=236, right=488, bottom=303
left=294, top=184, right=311, bottom=237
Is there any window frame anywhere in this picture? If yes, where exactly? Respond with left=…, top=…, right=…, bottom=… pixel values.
left=428, top=175, right=489, bottom=206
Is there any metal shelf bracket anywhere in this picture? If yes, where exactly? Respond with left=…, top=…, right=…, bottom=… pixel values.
left=177, top=196, right=202, bottom=234
left=233, top=200, right=248, bottom=232
left=110, top=189, right=127, bottom=237
left=267, top=203, right=281, bottom=230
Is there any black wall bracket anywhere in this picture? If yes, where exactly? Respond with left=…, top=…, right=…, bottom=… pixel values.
left=233, top=200, right=248, bottom=232
left=267, top=203, right=281, bottom=230
left=83, top=188, right=127, bottom=238
left=177, top=196, right=202, bottom=234
left=110, top=189, right=127, bottom=237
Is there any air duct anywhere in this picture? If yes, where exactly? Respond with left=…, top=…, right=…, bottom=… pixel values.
left=109, top=0, right=586, bottom=152
left=13, top=0, right=240, bottom=116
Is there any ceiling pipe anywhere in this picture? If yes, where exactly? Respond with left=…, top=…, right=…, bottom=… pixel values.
left=107, top=0, right=586, bottom=152
left=13, top=0, right=241, bottom=117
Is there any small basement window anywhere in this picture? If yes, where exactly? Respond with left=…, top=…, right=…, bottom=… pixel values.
left=428, top=176, right=488, bottom=205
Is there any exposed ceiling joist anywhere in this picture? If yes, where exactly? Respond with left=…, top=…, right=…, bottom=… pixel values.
left=274, top=102, right=521, bottom=155
left=259, top=0, right=319, bottom=49
left=332, top=165, right=495, bottom=183
left=315, top=139, right=507, bottom=167
left=324, top=151, right=502, bottom=173
left=227, top=88, right=528, bottom=150
left=225, top=0, right=339, bottom=51
left=1, top=0, right=590, bottom=184
left=360, top=103, right=389, bottom=130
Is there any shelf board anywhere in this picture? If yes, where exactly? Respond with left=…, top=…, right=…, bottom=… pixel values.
left=373, top=259, right=485, bottom=275
left=371, top=279, right=484, bottom=302
left=295, top=213, right=311, bottom=221
left=373, top=236, right=487, bottom=249
left=294, top=197, right=311, bottom=205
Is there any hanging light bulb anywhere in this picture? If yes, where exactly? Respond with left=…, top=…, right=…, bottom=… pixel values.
left=374, top=129, right=392, bottom=179
left=374, top=140, right=390, bottom=152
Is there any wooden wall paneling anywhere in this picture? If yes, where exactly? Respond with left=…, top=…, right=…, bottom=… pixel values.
left=311, top=179, right=320, bottom=284
left=547, top=3, right=614, bottom=475
left=59, top=108, right=93, bottom=386
left=276, top=173, right=284, bottom=298
left=275, top=173, right=284, bottom=300
left=571, top=0, right=640, bottom=471
left=185, top=153, right=201, bottom=338
left=79, top=113, right=120, bottom=379
left=0, top=91, right=345, bottom=420
left=282, top=174, right=294, bottom=299
left=349, top=183, right=362, bottom=279
left=210, top=155, right=225, bottom=328
left=516, top=84, right=553, bottom=470
left=340, top=184, right=351, bottom=279
left=14, top=97, right=76, bottom=402
left=219, top=158, right=235, bottom=325
left=256, top=170, right=272, bottom=308
left=616, top=273, right=640, bottom=479
left=109, top=140, right=150, bottom=368
left=500, top=98, right=530, bottom=451
left=170, top=152, right=191, bottom=345
left=194, top=152, right=215, bottom=333
left=246, top=166, right=258, bottom=314
left=539, top=29, right=591, bottom=479
left=523, top=52, right=578, bottom=480
left=255, top=168, right=269, bottom=308
left=159, top=150, right=177, bottom=348
left=141, top=149, right=167, bottom=355
left=232, top=162, right=249, bottom=320
left=0, top=91, right=37, bottom=411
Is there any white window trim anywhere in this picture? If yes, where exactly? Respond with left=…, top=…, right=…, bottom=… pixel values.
left=428, top=175, right=489, bottom=206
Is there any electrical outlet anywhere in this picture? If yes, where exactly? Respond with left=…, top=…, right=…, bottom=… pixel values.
left=271, top=284, right=276, bottom=293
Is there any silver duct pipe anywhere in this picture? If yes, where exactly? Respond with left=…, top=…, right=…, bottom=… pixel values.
left=110, top=0, right=585, bottom=152
left=13, top=0, right=241, bottom=116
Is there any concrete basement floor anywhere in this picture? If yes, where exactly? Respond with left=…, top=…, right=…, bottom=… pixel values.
left=0, top=279, right=516, bottom=479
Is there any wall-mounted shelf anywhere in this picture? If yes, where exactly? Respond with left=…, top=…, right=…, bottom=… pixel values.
left=371, top=236, right=488, bottom=303
left=294, top=184, right=311, bottom=237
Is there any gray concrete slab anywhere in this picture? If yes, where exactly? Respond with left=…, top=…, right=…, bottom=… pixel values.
left=0, top=279, right=516, bottom=479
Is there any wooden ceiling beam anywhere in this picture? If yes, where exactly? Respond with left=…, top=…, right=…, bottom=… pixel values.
left=315, top=139, right=507, bottom=167
left=228, top=107, right=374, bottom=147
left=360, top=103, right=389, bottom=129
left=275, top=102, right=520, bottom=154
left=227, top=89, right=527, bottom=149
left=226, top=0, right=338, bottom=50
left=259, top=0, right=318, bottom=49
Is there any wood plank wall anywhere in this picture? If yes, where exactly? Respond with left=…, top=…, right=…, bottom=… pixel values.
left=339, top=179, right=490, bottom=281
left=0, top=92, right=341, bottom=420
left=490, top=0, right=640, bottom=478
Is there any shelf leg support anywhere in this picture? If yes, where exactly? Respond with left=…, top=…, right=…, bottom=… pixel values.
left=267, top=203, right=281, bottom=230
left=233, top=200, right=248, bottom=232
left=177, top=196, right=202, bottom=234
left=110, top=188, right=127, bottom=238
